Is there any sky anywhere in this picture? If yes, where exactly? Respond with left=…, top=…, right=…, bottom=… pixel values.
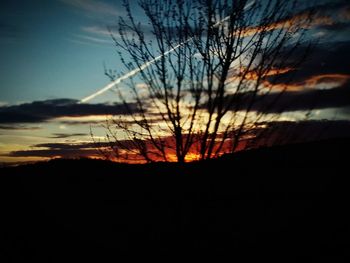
left=0, top=0, right=129, bottom=103
left=0, top=0, right=350, bottom=164
left=0, top=0, right=139, bottom=163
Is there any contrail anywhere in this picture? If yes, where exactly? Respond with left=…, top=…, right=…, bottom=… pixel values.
left=79, top=1, right=255, bottom=103
left=79, top=42, right=187, bottom=103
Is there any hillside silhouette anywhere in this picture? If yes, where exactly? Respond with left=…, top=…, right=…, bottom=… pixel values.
left=1, top=138, right=349, bottom=259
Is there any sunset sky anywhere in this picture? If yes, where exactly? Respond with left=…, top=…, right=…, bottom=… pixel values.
left=1, top=0, right=350, bottom=164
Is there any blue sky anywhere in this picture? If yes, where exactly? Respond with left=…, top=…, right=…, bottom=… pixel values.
left=0, top=0, right=128, bottom=103
left=1, top=0, right=349, bottom=104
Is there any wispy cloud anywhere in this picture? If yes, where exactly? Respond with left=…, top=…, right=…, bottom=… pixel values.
left=70, top=33, right=113, bottom=46
left=61, top=0, right=121, bottom=17
left=77, top=34, right=112, bottom=44
left=82, top=25, right=112, bottom=36
left=61, top=1, right=125, bottom=46
left=82, top=23, right=154, bottom=38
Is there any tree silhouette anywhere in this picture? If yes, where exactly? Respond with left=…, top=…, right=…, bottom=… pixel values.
left=98, top=0, right=314, bottom=163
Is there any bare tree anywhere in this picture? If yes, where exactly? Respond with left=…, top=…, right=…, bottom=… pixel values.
left=99, top=0, right=314, bottom=163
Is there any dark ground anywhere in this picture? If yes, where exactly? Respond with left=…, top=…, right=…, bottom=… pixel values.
left=0, top=138, right=349, bottom=260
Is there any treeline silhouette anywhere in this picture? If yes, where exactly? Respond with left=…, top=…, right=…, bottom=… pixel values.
left=1, top=138, right=349, bottom=259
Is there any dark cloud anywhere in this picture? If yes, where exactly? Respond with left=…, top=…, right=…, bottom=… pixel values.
left=316, top=22, right=350, bottom=32
left=0, top=124, right=41, bottom=130
left=339, top=106, right=350, bottom=115
left=0, top=99, right=140, bottom=124
left=294, top=0, right=350, bottom=23
left=59, top=116, right=164, bottom=126
left=49, top=133, right=88, bottom=139
left=34, top=142, right=99, bottom=150
left=5, top=142, right=102, bottom=158
left=5, top=119, right=350, bottom=159
left=7, top=148, right=97, bottom=158
left=32, top=141, right=134, bottom=151
left=59, top=120, right=106, bottom=125
left=310, top=0, right=350, bottom=15
left=224, top=80, right=350, bottom=113
left=266, top=120, right=350, bottom=138
left=267, top=41, right=350, bottom=85
left=4, top=140, right=134, bottom=159
left=253, top=119, right=350, bottom=147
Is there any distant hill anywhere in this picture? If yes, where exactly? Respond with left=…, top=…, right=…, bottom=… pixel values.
left=1, top=138, right=349, bottom=259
